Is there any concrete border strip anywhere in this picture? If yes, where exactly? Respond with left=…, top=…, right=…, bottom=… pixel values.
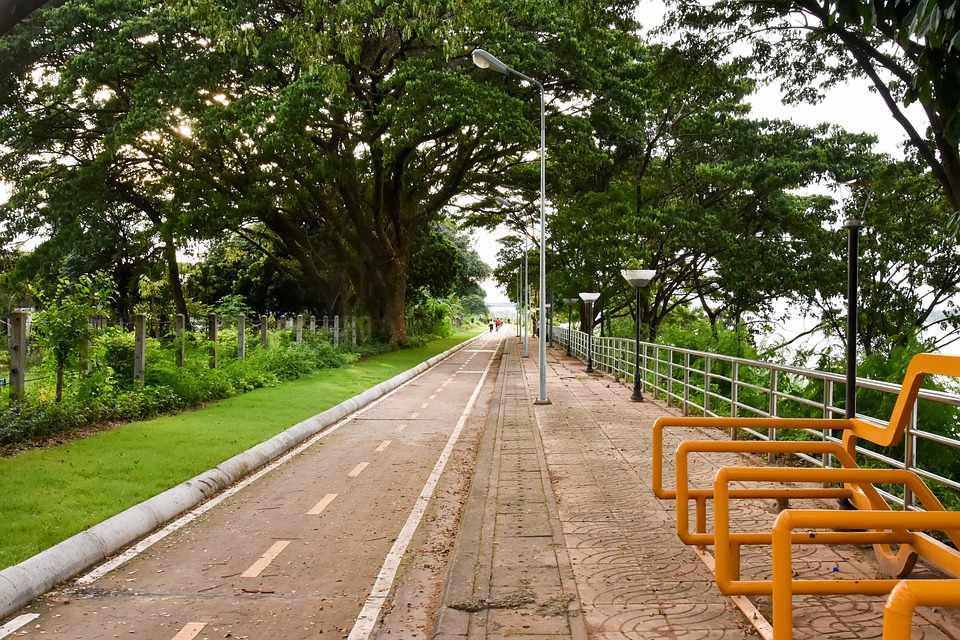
left=0, top=334, right=479, bottom=621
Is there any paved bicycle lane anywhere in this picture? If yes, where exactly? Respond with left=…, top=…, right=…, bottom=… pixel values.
left=3, top=333, right=502, bottom=640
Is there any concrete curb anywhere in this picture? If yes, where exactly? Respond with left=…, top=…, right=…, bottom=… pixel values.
left=0, top=334, right=479, bottom=620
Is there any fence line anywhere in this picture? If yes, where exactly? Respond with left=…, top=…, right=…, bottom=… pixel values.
left=4, top=311, right=372, bottom=402
left=554, top=327, right=960, bottom=510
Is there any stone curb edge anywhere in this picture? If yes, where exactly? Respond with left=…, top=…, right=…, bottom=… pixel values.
left=0, top=333, right=480, bottom=620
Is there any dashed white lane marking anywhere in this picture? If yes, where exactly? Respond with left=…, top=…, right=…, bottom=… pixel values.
left=375, top=440, right=392, bottom=453
left=75, top=336, right=480, bottom=586
left=420, top=402, right=429, bottom=409
left=396, top=423, right=407, bottom=433
left=306, top=493, right=338, bottom=515
left=348, top=462, right=370, bottom=478
left=429, top=393, right=437, bottom=400
left=456, top=370, right=486, bottom=374
left=241, top=540, right=291, bottom=578
left=0, top=613, right=40, bottom=638
left=170, top=622, right=207, bottom=640
left=347, top=342, right=499, bottom=640
left=410, top=412, right=420, bottom=419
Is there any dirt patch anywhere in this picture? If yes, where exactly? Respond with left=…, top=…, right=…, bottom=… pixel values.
left=449, top=588, right=536, bottom=612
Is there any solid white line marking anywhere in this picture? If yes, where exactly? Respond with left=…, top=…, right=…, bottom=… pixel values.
left=171, top=622, right=207, bottom=640
left=306, top=493, right=338, bottom=516
left=241, top=540, right=290, bottom=578
left=420, top=402, right=429, bottom=409
left=375, top=440, right=391, bottom=453
left=429, top=393, right=437, bottom=400
left=75, top=337, right=479, bottom=586
left=347, top=342, right=499, bottom=640
left=410, top=412, right=420, bottom=420
left=348, top=462, right=369, bottom=478
left=396, top=423, right=407, bottom=433
left=0, top=613, right=40, bottom=638
left=456, top=370, right=486, bottom=374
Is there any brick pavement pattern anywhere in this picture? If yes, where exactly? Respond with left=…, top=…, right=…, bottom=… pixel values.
left=527, top=341, right=960, bottom=640
left=439, top=336, right=960, bottom=640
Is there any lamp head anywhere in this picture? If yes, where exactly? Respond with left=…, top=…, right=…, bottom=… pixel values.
left=472, top=49, right=509, bottom=75
left=579, top=292, right=600, bottom=303
left=621, top=269, right=656, bottom=289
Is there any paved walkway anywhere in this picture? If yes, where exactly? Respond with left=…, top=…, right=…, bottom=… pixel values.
left=522, top=339, right=959, bottom=640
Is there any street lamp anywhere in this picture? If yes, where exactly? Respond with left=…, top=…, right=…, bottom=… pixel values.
left=564, top=298, right=577, bottom=357
left=841, top=179, right=873, bottom=419
left=545, top=302, right=552, bottom=346
left=579, top=292, right=600, bottom=374
left=475, top=48, right=548, bottom=404
left=622, top=268, right=656, bottom=402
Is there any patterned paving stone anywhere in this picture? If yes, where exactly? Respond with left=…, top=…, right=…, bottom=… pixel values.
left=520, top=342, right=960, bottom=640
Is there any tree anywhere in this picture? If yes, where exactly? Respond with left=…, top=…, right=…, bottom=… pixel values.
left=805, top=159, right=960, bottom=356
left=32, top=273, right=113, bottom=401
left=666, top=0, right=960, bottom=210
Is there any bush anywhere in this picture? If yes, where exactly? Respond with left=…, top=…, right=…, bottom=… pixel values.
left=0, top=326, right=357, bottom=449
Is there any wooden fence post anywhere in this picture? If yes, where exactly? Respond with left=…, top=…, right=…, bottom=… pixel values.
left=237, top=313, right=246, bottom=360
left=208, top=313, right=218, bottom=369
left=309, top=315, right=316, bottom=334
left=134, top=313, right=146, bottom=387
left=260, top=314, right=269, bottom=349
left=9, top=310, right=29, bottom=402
left=175, top=314, right=186, bottom=368
left=334, top=315, right=340, bottom=347
left=323, top=315, right=329, bottom=332
left=295, top=314, right=304, bottom=344
left=352, top=315, right=358, bottom=347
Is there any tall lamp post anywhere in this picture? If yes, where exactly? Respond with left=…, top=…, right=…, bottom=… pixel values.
left=842, top=179, right=873, bottom=419
left=474, top=48, right=548, bottom=404
left=497, top=195, right=529, bottom=357
left=564, top=298, right=577, bottom=357
left=622, top=269, right=656, bottom=402
left=579, top=292, right=600, bottom=373
left=545, top=302, right=552, bottom=346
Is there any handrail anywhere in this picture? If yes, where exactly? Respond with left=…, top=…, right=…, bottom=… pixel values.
left=553, top=326, right=960, bottom=510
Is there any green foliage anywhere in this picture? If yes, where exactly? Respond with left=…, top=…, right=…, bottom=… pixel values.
left=406, top=294, right=461, bottom=339
left=31, top=273, right=114, bottom=401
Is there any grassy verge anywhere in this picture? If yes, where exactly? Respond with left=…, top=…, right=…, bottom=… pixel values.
left=0, top=330, right=480, bottom=570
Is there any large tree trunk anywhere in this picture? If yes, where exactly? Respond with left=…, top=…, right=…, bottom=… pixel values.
left=370, top=257, right=408, bottom=345
left=161, top=231, right=190, bottom=330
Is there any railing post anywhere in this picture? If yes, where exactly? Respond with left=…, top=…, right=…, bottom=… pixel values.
left=237, top=313, right=246, bottom=360
left=351, top=315, right=358, bottom=347
left=334, top=315, right=340, bottom=347
left=9, top=310, right=29, bottom=402
left=823, top=379, right=833, bottom=469
left=260, top=314, right=269, bottom=349
left=668, top=349, right=674, bottom=407
left=768, top=369, right=779, bottom=462
left=295, top=314, right=304, bottom=344
left=309, top=315, right=316, bottom=334
left=134, top=313, right=146, bottom=387
left=704, top=356, right=712, bottom=416
left=730, top=362, right=740, bottom=439
left=642, top=342, right=647, bottom=393
left=683, top=352, right=690, bottom=416
left=904, top=399, right=918, bottom=510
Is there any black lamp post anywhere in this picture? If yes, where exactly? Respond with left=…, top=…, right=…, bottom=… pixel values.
left=564, top=298, right=576, bottom=357
left=546, top=301, right=552, bottom=346
left=622, top=269, right=656, bottom=402
left=845, top=217, right=862, bottom=418
left=580, top=292, right=600, bottom=373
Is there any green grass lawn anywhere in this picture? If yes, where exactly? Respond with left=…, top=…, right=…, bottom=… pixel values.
left=0, top=330, right=480, bottom=570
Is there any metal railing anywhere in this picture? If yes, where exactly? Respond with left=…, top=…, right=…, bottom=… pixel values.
left=555, top=327, right=960, bottom=511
